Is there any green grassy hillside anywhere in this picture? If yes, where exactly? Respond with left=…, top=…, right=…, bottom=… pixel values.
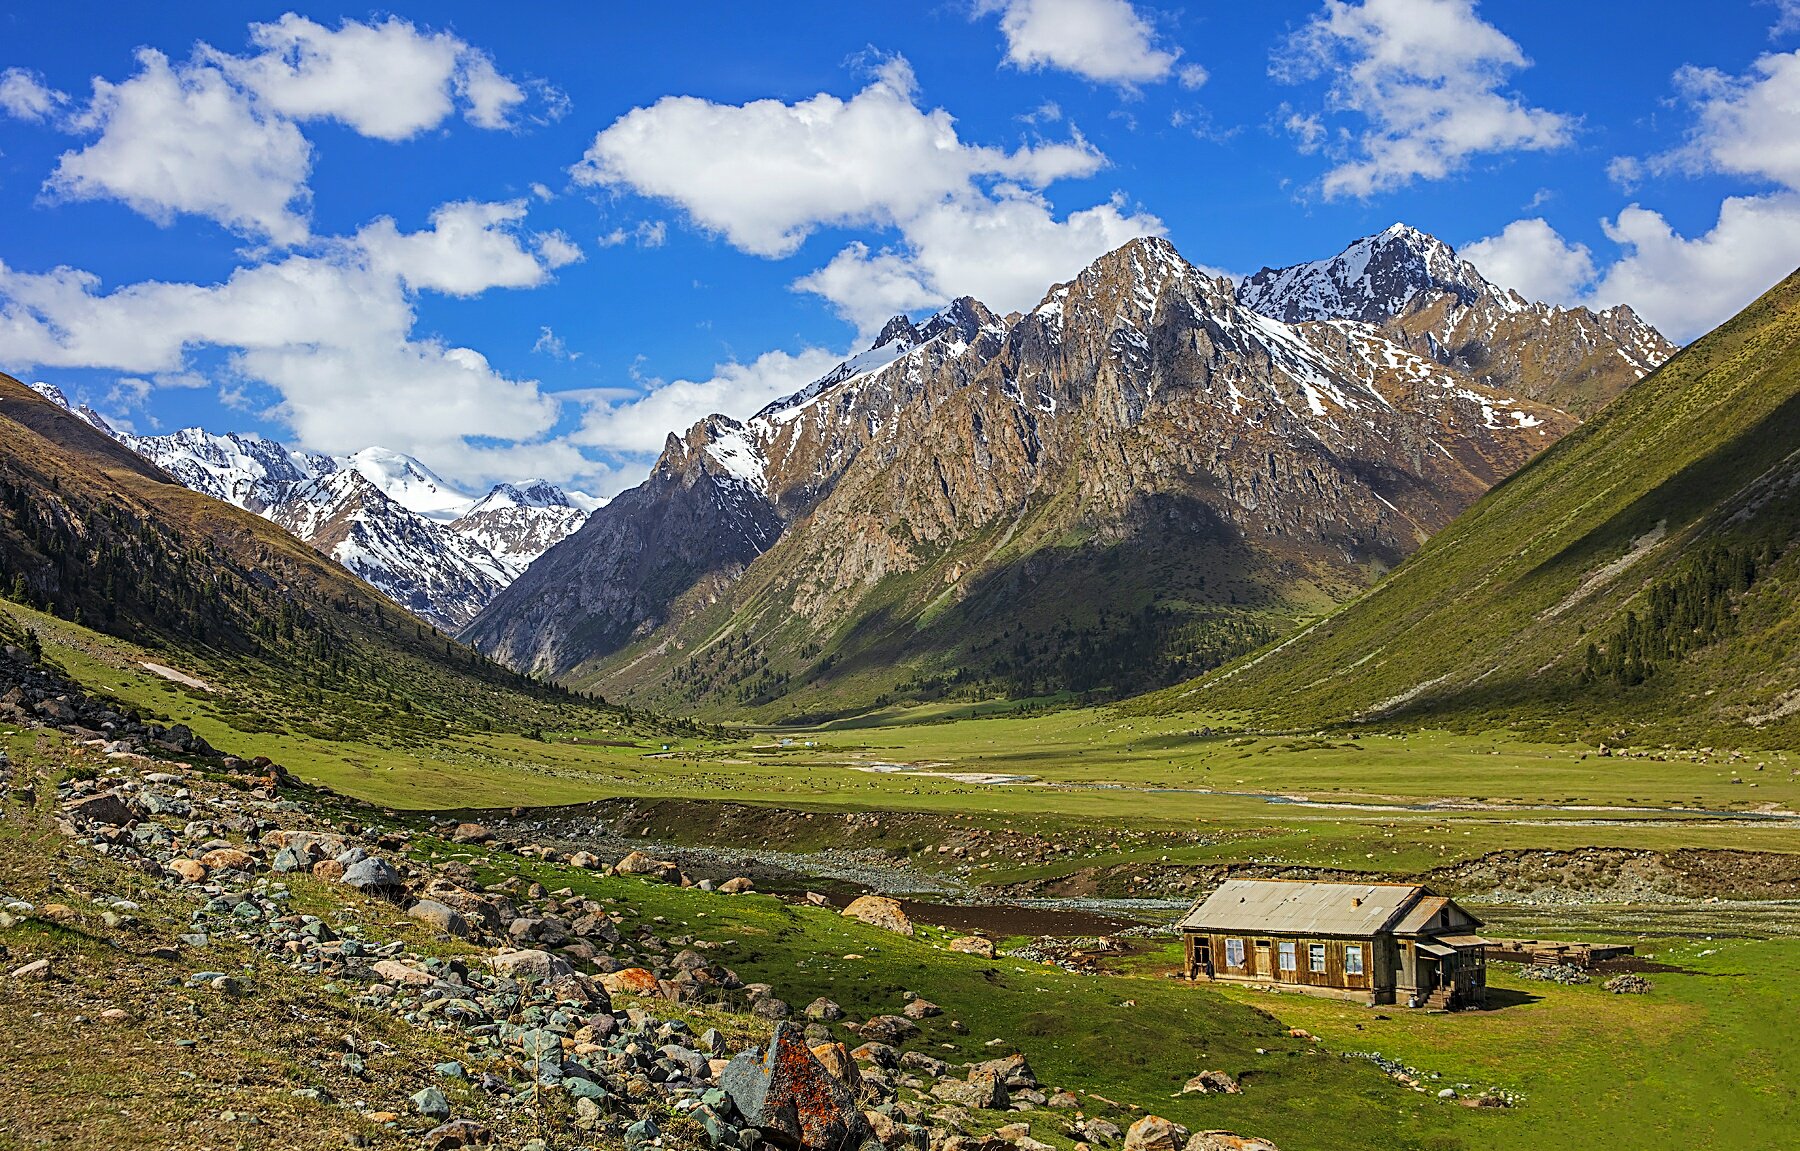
left=1137, top=268, right=1800, bottom=744
left=0, top=374, right=652, bottom=744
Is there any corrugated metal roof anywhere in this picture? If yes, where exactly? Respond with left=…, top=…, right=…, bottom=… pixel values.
left=1431, top=933, right=1490, bottom=948
left=1393, top=896, right=1450, bottom=934
left=1177, top=879, right=1424, bottom=937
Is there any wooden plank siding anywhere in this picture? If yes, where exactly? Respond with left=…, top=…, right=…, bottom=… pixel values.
left=1201, top=932, right=1379, bottom=991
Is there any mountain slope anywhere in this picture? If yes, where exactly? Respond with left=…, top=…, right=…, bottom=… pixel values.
left=1240, top=224, right=1676, bottom=416
left=472, top=232, right=1631, bottom=720
left=30, top=404, right=597, bottom=629
left=1153, top=266, right=1800, bottom=742
left=0, top=373, right=612, bottom=739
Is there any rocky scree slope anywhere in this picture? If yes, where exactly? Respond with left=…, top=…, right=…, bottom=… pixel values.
left=1151, top=264, right=1800, bottom=742
left=470, top=229, right=1669, bottom=718
left=25, top=386, right=591, bottom=631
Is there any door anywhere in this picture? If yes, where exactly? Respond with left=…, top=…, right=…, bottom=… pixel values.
left=1255, top=939, right=1272, bottom=979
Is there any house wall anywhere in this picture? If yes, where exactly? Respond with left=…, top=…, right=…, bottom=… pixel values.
left=1189, top=930, right=1389, bottom=1002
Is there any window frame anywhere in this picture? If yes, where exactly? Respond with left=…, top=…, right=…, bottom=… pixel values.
left=1224, top=938, right=1246, bottom=968
left=1345, top=943, right=1365, bottom=975
left=1277, top=940, right=1297, bottom=972
left=1308, top=943, right=1327, bottom=972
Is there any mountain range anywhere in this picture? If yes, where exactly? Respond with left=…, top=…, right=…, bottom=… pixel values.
left=466, top=225, right=1677, bottom=720
left=1153, top=263, right=1800, bottom=743
left=25, top=385, right=597, bottom=631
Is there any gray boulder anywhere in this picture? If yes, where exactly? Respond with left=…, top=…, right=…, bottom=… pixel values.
left=721, top=1022, right=881, bottom=1151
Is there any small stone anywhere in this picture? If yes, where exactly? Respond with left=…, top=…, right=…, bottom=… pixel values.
left=948, top=936, right=996, bottom=959
left=8, top=958, right=51, bottom=981
left=411, top=1086, right=451, bottom=1120
left=424, top=1118, right=493, bottom=1149
left=902, top=998, right=941, bottom=1020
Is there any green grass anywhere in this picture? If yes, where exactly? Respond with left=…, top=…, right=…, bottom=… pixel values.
left=439, top=844, right=1800, bottom=1151
left=23, top=593, right=1800, bottom=884
left=1208, top=934, right=1800, bottom=1148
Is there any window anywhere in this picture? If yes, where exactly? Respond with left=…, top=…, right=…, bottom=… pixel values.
left=1345, top=944, right=1365, bottom=975
left=1308, top=943, right=1327, bottom=972
left=1277, top=941, right=1297, bottom=971
left=1225, top=938, right=1245, bottom=968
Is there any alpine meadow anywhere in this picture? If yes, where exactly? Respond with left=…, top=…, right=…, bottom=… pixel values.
left=2, top=4, right=1799, bottom=1151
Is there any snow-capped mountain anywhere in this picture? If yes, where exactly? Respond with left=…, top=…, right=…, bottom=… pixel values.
left=266, top=470, right=509, bottom=630
left=22, top=386, right=596, bottom=630
left=450, top=481, right=596, bottom=577
left=1239, top=223, right=1678, bottom=415
left=469, top=226, right=1678, bottom=715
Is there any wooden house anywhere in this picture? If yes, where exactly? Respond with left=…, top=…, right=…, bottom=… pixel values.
left=1178, top=879, right=1489, bottom=1009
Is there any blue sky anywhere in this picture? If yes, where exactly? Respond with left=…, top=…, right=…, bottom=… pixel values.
left=2, top=0, right=1798, bottom=496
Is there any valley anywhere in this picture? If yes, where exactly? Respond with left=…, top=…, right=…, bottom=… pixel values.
left=2, top=232, right=1795, bottom=1151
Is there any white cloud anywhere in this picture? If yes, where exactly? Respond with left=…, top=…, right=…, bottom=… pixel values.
left=33, top=17, right=536, bottom=243
left=792, top=243, right=942, bottom=329
left=1461, top=218, right=1595, bottom=305
left=576, top=57, right=1160, bottom=334
left=862, top=190, right=1163, bottom=319
left=1774, top=0, right=1800, bottom=36
left=0, top=67, right=67, bottom=122
left=533, top=326, right=578, bottom=360
left=573, top=56, right=1104, bottom=258
left=573, top=346, right=850, bottom=457
left=1589, top=195, right=1800, bottom=342
left=48, top=49, right=313, bottom=243
left=0, top=197, right=604, bottom=486
left=356, top=200, right=566, bottom=297
left=1275, top=0, right=1573, bottom=199
left=977, top=0, right=1188, bottom=86
left=1663, top=51, right=1800, bottom=189
left=455, top=50, right=527, bottom=130
left=598, top=220, right=669, bottom=249
left=216, top=14, right=528, bottom=139
left=1572, top=46, right=1800, bottom=342
left=535, top=230, right=584, bottom=268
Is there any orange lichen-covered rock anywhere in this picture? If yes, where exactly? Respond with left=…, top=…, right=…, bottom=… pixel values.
left=721, top=1022, right=876, bottom=1151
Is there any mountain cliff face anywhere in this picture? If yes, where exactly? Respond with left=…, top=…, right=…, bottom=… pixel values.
left=1239, top=224, right=1677, bottom=416
left=472, top=227, right=1674, bottom=718
left=19, top=389, right=594, bottom=630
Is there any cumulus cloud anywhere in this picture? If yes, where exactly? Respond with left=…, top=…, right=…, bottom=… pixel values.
left=356, top=200, right=566, bottom=297
left=47, top=49, right=314, bottom=244
left=0, top=67, right=68, bottom=122
left=576, top=57, right=1161, bottom=334
left=1588, top=196, right=1800, bottom=342
left=34, top=16, right=536, bottom=243
left=573, top=346, right=850, bottom=456
left=976, top=0, right=1189, bottom=86
left=1565, top=47, right=1800, bottom=342
left=573, top=57, right=1104, bottom=258
left=1462, top=218, right=1596, bottom=305
left=1662, top=51, right=1800, bottom=189
left=214, top=14, right=528, bottom=139
left=1274, top=0, right=1572, bottom=199
left=0, top=197, right=593, bottom=485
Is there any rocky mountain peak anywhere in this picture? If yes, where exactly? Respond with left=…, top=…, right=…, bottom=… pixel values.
left=1238, top=223, right=1499, bottom=326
